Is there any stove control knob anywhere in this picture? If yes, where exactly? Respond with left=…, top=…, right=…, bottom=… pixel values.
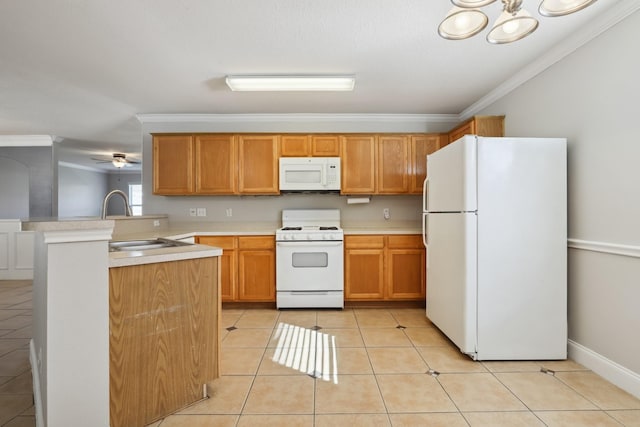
left=307, top=234, right=313, bottom=240
left=285, top=234, right=292, bottom=240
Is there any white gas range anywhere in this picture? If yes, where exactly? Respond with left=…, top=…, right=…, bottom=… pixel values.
left=275, top=209, right=344, bottom=309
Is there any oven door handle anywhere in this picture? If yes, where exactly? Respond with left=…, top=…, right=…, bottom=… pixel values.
left=276, top=241, right=343, bottom=247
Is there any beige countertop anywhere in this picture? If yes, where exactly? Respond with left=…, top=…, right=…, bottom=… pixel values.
left=121, top=220, right=423, bottom=240
left=109, top=244, right=222, bottom=268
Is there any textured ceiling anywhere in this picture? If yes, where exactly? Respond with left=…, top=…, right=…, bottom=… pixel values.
left=0, top=0, right=632, bottom=170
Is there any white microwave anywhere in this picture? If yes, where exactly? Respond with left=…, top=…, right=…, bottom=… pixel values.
left=279, top=157, right=341, bottom=192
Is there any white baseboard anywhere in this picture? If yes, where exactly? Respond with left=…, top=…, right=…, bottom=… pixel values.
left=29, top=340, right=44, bottom=427
left=568, top=339, right=640, bottom=399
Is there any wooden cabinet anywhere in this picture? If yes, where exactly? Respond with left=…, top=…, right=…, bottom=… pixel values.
left=153, top=134, right=279, bottom=195
left=344, top=236, right=385, bottom=299
left=344, top=234, right=425, bottom=301
left=152, top=134, right=194, bottom=194
left=446, top=115, right=505, bottom=146
left=377, top=135, right=410, bottom=194
left=196, top=235, right=275, bottom=302
left=386, top=235, right=425, bottom=300
left=280, top=134, right=341, bottom=157
left=195, top=236, right=237, bottom=301
left=238, top=236, right=276, bottom=302
left=237, top=135, right=280, bottom=194
left=109, top=257, right=219, bottom=427
left=409, top=134, right=443, bottom=194
left=340, top=135, right=377, bottom=194
left=195, top=134, right=236, bottom=194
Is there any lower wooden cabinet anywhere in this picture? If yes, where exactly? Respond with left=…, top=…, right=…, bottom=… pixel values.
left=345, top=234, right=425, bottom=301
left=196, top=235, right=275, bottom=302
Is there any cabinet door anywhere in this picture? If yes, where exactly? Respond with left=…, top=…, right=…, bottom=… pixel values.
left=340, top=135, right=376, bottom=194
left=344, top=249, right=385, bottom=300
left=344, top=235, right=385, bottom=300
left=388, top=235, right=425, bottom=300
left=195, top=134, right=236, bottom=194
left=196, top=236, right=237, bottom=301
left=152, top=135, right=194, bottom=194
left=377, top=135, right=410, bottom=194
left=238, top=236, right=275, bottom=302
left=311, top=135, right=341, bottom=156
left=280, top=135, right=310, bottom=157
left=409, top=134, right=442, bottom=194
left=238, top=135, right=280, bottom=194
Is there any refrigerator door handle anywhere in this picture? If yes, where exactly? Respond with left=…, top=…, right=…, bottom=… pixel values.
left=423, top=177, right=429, bottom=212
left=422, top=213, right=429, bottom=247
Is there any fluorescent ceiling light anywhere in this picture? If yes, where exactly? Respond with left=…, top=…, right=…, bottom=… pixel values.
left=225, top=75, right=355, bottom=91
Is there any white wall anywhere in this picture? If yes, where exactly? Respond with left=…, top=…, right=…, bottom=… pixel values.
left=478, top=10, right=640, bottom=392
left=58, top=164, right=109, bottom=218
left=107, top=170, right=141, bottom=216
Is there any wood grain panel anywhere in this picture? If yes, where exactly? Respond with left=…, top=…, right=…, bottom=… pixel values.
left=152, top=135, right=194, bottom=194
left=377, top=135, right=409, bottom=194
left=237, top=135, right=280, bottom=194
left=195, top=134, right=236, bottom=194
left=280, top=135, right=310, bottom=157
left=109, top=257, right=219, bottom=427
left=410, top=134, right=441, bottom=194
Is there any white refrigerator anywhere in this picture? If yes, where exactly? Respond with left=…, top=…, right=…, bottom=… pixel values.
left=422, top=135, right=567, bottom=360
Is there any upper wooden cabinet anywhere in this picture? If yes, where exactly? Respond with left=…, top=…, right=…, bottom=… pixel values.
left=340, top=135, right=377, bottom=194
left=153, top=134, right=195, bottom=195
left=195, top=134, right=236, bottom=194
left=377, top=135, right=410, bottom=194
left=237, top=135, right=280, bottom=194
left=280, top=134, right=341, bottom=157
left=409, top=134, right=442, bottom=194
left=446, top=115, right=505, bottom=146
left=153, top=134, right=280, bottom=195
left=154, top=131, right=451, bottom=196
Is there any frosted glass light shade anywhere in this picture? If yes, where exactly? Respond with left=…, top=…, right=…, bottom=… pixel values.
left=225, top=75, right=356, bottom=91
left=438, top=7, right=489, bottom=40
left=487, top=8, right=539, bottom=44
left=539, top=0, right=598, bottom=17
left=451, top=0, right=497, bottom=7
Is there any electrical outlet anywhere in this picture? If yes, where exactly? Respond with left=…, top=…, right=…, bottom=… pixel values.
left=189, top=208, right=197, bottom=217
left=153, top=220, right=160, bottom=227
left=226, top=208, right=233, bottom=217
left=197, top=208, right=207, bottom=217
left=383, top=208, right=390, bottom=220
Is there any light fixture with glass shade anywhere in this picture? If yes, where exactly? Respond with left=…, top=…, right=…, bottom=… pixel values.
left=539, top=0, right=597, bottom=17
left=438, top=0, right=598, bottom=44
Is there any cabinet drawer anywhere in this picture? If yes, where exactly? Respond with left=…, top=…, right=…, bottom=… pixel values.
left=238, top=236, right=275, bottom=249
left=387, top=235, right=423, bottom=249
left=345, top=235, right=384, bottom=249
left=196, top=236, right=236, bottom=249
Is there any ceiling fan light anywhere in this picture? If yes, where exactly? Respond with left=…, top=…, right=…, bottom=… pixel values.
left=451, top=0, right=497, bottom=8
left=225, top=75, right=355, bottom=91
left=539, top=0, right=598, bottom=17
left=438, top=7, right=489, bottom=40
left=487, top=8, right=539, bottom=44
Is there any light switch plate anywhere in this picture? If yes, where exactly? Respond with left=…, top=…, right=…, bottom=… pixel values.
left=197, top=208, right=207, bottom=217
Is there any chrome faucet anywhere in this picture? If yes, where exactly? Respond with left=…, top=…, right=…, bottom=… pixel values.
left=101, top=190, right=133, bottom=219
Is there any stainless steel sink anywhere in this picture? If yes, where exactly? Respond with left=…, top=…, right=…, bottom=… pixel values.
left=109, top=238, right=192, bottom=252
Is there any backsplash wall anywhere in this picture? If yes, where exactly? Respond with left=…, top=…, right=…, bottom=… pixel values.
left=145, top=193, right=422, bottom=226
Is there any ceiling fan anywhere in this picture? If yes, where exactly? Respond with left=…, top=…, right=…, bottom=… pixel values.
left=92, top=153, right=141, bottom=168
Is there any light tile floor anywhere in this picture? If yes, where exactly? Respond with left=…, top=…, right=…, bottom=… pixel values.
left=1, top=280, right=640, bottom=426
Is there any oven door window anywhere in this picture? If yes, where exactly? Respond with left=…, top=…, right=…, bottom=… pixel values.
left=292, top=252, right=328, bottom=268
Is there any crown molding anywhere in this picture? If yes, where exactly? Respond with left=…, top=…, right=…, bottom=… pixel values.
left=460, top=0, right=640, bottom=120
left=0, top=135, right=55, bottom=147
left=136, top=113, right=460, bottom=124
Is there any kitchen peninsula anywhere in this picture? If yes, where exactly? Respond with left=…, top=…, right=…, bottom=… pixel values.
left=23, top=217, right=222, bottom=427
